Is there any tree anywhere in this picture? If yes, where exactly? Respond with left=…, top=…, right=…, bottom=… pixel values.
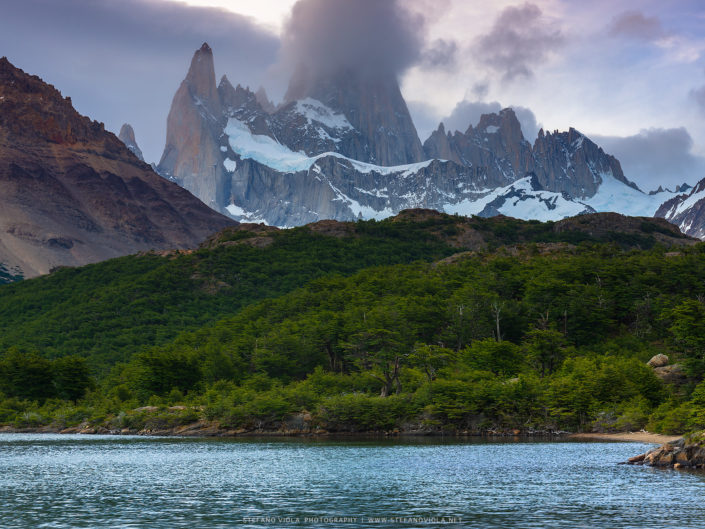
left=409, top=343, right=457, bottom=381
left=524, top=328, right=567, bottom=377
left=667, top=299, right=705, bottom=377
left=53, top=356, right=92, bottom=401
left=464, top=338, right=523, bottom=377
left=0, top=349, right=55, bottom=401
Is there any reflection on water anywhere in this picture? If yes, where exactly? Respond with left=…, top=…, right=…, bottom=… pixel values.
left=0, top=434, right=703, bottom=528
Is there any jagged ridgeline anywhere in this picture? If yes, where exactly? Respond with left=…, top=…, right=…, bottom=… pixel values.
left=1, top=211, right=705, bottom=434
left=154, top=43, right=691, bottom=233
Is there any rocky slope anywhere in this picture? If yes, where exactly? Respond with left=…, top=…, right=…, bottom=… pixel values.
left=0, top=57, right=234, bottom=278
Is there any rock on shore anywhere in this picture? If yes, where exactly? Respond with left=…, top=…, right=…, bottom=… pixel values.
left=627, top=432, right=705, bottom=469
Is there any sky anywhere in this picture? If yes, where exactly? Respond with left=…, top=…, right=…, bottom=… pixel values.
left=2, top=0, right=705, bottom=190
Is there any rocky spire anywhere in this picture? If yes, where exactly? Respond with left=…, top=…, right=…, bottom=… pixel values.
left=423, top=108, right=534, bottom=188
left=118, top=123, right=144, bottom=161
left=184, top=42, right=221, bottom=117
left=158, top=43, right=228, bottom=210
left=255, top=86, right=276, bottom=113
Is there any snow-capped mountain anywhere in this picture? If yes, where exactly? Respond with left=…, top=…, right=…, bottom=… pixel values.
left=156, top=44, right=691, bottom=231
left=656, top=179, right=705, bottom=238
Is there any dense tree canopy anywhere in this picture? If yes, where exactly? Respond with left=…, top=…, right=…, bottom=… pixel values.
left=1, top=213, right=704, bottom=434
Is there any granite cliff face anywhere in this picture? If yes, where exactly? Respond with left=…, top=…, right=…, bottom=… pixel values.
left=532, top=127, right=635, bottom=198
left=285, top=68, right=425, bottom=166
left=0, top=57, right=234, bottom=278
left=118, top=123, right=144, bottom=162
left=423, top=109, right=534, bottom=190
left=158, top=43, right=229, bottom=211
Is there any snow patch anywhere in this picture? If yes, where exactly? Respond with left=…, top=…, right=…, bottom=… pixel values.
left=295, top=98, right=354, bottom=130
left=485, top=125, right=499, bottom=134
left=583, top=172, right=677, bottom=217
left=223, top=158, right=237, bottom=172
left=225, top=203, right=270, bottom=225
left=671, top=187, right=705, bottom=218
left=444, top=177, right=590, bottom=222
left=225, top=117, right=436, bottom=177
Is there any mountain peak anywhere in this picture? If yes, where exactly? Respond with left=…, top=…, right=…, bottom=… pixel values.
left=185, top=43, right=219, bottom=112
left=119, top=123, right=136, bottom=144
left=255, top=86, right=276, bottom=113
left=118, top=123, right=144, bottom=162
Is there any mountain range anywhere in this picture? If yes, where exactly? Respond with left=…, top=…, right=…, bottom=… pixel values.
left=2, top=43, right=704, bottom=280
left=151, top=43, right=702, bottom=235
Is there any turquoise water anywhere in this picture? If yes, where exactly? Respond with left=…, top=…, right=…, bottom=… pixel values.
left=0, top=434, right=703, bottom=528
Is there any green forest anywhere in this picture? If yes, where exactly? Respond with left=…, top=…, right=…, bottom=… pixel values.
left=1, top=212, right=704, bottom=436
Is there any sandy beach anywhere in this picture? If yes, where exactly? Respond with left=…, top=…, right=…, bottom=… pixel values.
left=568, top=432, right=682, bottom=444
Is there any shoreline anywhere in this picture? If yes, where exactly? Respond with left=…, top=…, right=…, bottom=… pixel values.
left=567, top=432, right=681, bottom=444
left=0, top=424, right=681, bottom=443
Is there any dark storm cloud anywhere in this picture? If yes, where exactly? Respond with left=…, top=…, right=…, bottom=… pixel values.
left=475, top=3, right=564, bottom=81
left=1, top=0, right=279, bottom=163
left=608, top=11, right=666, bottom=41
left=594, top=128, right=705, bottom=190
left=280, top=0, right=425, bottom=79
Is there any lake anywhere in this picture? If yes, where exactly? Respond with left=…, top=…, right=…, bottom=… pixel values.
left=0, top=434, right=703, bottom=528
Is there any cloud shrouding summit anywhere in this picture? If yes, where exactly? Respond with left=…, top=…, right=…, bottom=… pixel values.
left=279, top=0, right=425, bottom=79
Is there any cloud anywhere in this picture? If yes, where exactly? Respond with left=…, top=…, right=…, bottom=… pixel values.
left=593, top=128, right=705, bottom=190
left=406, top=100, right=444, bottom=143
left=0, top=0, right=279, bottom=163
left=474, top=3, right=564, bottom=81
left=420, top=39, right=459, bottom=70
left=470, top=81, right=490, bottom=100
left=279, top=0, right=425, bottom=80
left=691, top=85, right=705, bottom=114
left=608, top=10, right=666, bottom=41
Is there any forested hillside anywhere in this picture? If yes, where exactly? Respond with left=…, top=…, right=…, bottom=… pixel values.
left=0, top=211, right=703, bottom=435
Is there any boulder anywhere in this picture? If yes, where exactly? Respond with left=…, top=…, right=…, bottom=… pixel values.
left=647, top=354, right=669, bottom=368
left=653, top=364, right=687, bottom=384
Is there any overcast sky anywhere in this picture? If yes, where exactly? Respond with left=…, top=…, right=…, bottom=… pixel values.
left=2, top=0, right=705, bottom=190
